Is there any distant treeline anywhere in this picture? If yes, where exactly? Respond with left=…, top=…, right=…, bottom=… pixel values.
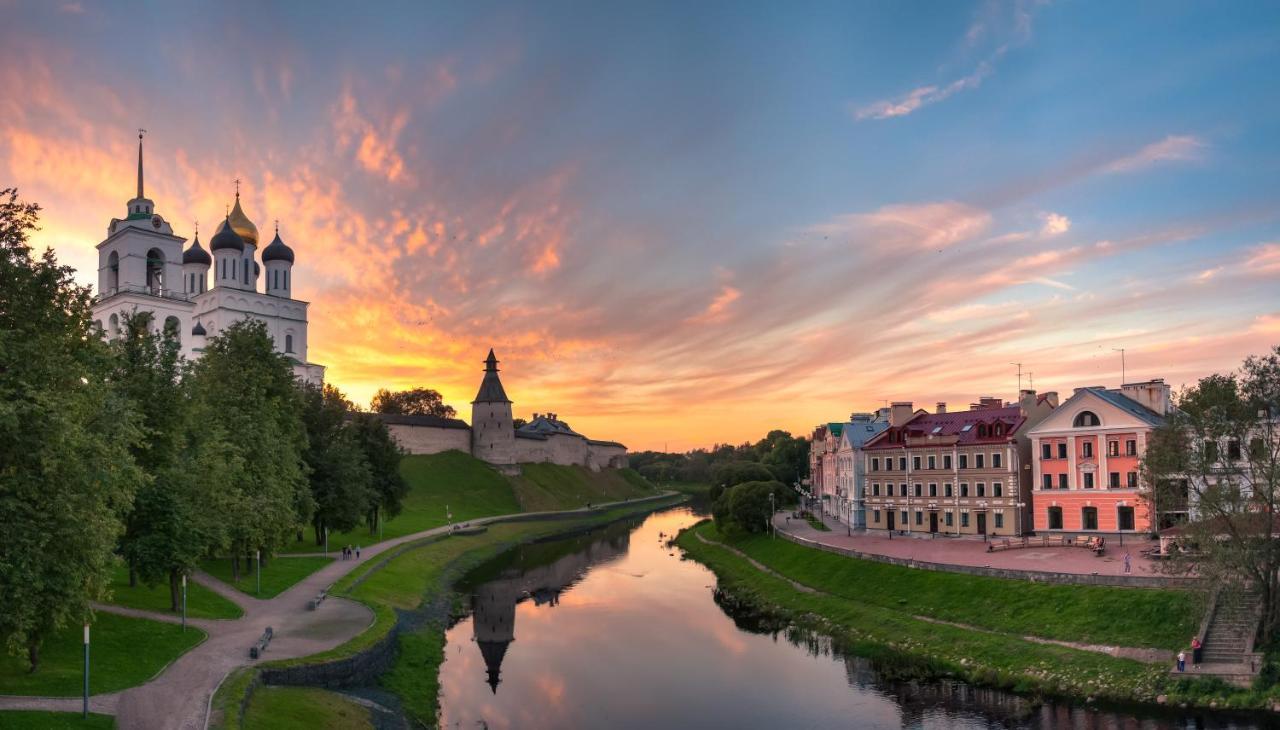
left=628, top=430, right=809, bottom=489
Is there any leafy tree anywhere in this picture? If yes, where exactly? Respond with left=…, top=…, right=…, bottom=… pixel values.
left=186, top=319, right=310, bottom=580
left=725, top=481, right=785, bottom=534
left=370, top=387, right=456, bottom=418
left=711, top=461, right=775, bottom=490
left=1144, top=346, right=1280, bottom=639
left=0, top=189, right=142, bottom=670
left=301, top=384, right=374, bottom=544
left=512, top=417, right=528, bottom=430
left=349, top=411, right=409, bottom=533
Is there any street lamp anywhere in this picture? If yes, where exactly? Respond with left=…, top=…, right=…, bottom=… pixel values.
left=769, top=491, right=775, bottom=538
left=255, top=549, right=261, bottom=596
left=82, top=623, right=90, bottom=718
left=1015, top=501, right=1027, bottom=538
left=181, top=574, right=187, bottom=633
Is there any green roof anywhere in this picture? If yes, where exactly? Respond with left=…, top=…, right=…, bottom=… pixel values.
left=827, top=423, right=844, bottom=437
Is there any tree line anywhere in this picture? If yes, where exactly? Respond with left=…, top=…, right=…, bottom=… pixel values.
left=0, top=189, right=407, bottom=671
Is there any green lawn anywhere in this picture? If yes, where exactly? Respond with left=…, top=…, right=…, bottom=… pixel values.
left=105, top=564, right=242, bottom=619
left=694, top=522, right=1198, bottom=651
left=0, top=712, right=115, bottom=729
left=511, top=463, right=656, bottom=511
left=242, top=687, right=372, bottom=730
left=278, top=450, right=523, bottom=554
left=199, top=556, right=332, bottom=599
left=0, top=612, right=204, bottom=696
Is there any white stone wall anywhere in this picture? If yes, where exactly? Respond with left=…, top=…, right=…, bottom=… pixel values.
left=472, top=402, right=515, bottom=465
left=387, top=424, right=472, bottom=455
left=587, top=443, right=628, bottom=471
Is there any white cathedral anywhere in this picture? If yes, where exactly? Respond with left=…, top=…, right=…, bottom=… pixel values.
left=91, top=134, right=324, bottom=383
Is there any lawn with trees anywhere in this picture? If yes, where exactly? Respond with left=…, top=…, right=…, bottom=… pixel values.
left=105, top=563, right=242, bottom=620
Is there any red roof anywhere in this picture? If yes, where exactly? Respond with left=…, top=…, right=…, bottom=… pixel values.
left=864, top=405, right=1025, bottom=450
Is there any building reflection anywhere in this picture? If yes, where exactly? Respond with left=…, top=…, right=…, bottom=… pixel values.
left=469, top=525, right=631, bottom=693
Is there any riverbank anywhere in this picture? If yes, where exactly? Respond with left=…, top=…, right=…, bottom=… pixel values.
left=675, top=519, right=1280, bottom=712
left=212, top=493, right=686, bottom=728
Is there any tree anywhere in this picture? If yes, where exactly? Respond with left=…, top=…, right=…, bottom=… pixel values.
left=1144, top=347, right=1280, bottom=640
left=370, top=387, right=456, bottom=418
left=301, top=383, right=374, bottom=545
left=186, top=319, right=311, bottom=581
left=512, top=417, right=528, bottom=430
left=711, top=461, right=775, bottom=491
left=349, top=411, right=409, bottom=533
left=0, top=189, right=142, bottom=670
left=723, top=481, right=785, bottom=534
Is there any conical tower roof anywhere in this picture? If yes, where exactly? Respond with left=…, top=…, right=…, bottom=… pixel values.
left=477, top=640, right=510, bottom=694
left=472, top=349, right=511, bottom=404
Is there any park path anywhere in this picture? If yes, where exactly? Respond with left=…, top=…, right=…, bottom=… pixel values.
left=0, top=493, right=676, bottom=730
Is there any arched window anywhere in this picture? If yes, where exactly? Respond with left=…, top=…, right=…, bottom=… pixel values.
left=285, top=334, right=294, bottom=353
left=243, top=259, right=250, bottom=284
left=108, top=313, right=119, bottom=337
left=163, top=316, right=181, bottom=346
left=145, top=248, right=165, bottom=292
left=107, top=251, right=120, bottom=292
left=1073, top=411, right=1100, bottom=428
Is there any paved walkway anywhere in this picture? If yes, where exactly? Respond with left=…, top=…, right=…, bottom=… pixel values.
left=779, top=512, right=1171, bottom=578
left=0, top=493, right=677, bottom=730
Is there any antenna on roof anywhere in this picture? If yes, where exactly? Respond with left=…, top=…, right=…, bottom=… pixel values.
left=1027, top=371, right=1034, bottom=390
left=1112, top=348, right=1126, bottom=385
left=1010, top=362, right=1023, bottom=392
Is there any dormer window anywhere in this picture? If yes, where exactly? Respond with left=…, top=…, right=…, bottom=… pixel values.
left=1073, top=411, right=1101, bottom=428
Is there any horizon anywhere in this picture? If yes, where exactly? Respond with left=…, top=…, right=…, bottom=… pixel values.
left=4, top=1, right=1278, bottom=451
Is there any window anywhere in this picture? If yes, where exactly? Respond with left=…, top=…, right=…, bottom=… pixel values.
left=1126, top=440, right=1137, bottom=456
left=959, top=454, right=968, bottom=469
left=1042, top=443, right=1051, bottom=460
left=1205, top=440, right=1220, bottom=463
left=899, top=483, right=907, bottom=497
left=285, top=270, right=289, bottom=289
left=994, top=513, right=1004, bottom=529
left=1109, top=472, right=1120, bottom=488
left=913, top=456, right=921, bottom=470
left=914, top=483, right=922, bottom=497
left=898, top=457, right=907, bottom=471
left=872, top=483, right=880, bottom=496
left=1127, top=472, right=1138, bottom=488
left=900, top=511, right=909, bottom=526
left=944, top=483, right=953, bottom=497
left=915, top=511, right=923, bottom=526
left=285, top=334, right=294, bottom=353
left=945, top=512, right=954, bottom=527
left=976, top=483, right=986, bottom=497
left=1058, top=443, right=1067, bottom=459
left=1117, top=506, right=1135, bottom=531
left=873, top=510, right=880, bottom=524
left=926, top=483, right=935, bottom=497
left=943, top=455, right=952, bottom=469
left=1081, top=507, right=1098, bottom=530
left=1083, top=472, right=1095, bottom=489
left=975, top=454, right=985, bottom=468
left=1108, top=441, right=1119, bottom=457
left=1058, top=473, right=1068, bottom=489
left=960, top=483, right=969, bottom=497
left=928, top=455, right=936, bottom=470
left=872, top=458, right=880, bottom=472
left=243, top=259, right=249, bottom=284
left=993, top=483, right=1003, bottom=497
left=1048, top=507, right=1063, bottom=530
left=1228, top=440, right=1242, bottom=460
left=961, top=513, right=970, bottom=528
left=1042, top=474, right=1052, bottom=489
left=1074, top=411, right=1100, bottom=427
left=992, top=452, right=1002, bottom=469
left=1082, top=441, right=1094, bottom=458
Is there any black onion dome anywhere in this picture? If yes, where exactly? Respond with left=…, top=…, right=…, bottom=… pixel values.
left=182, top=233, right=212, bottom=266
left=191, top=321, right=207, bottom=336
left=209, top=218, right=245, bottom=252
left=262, top=231, right=295, bottom=263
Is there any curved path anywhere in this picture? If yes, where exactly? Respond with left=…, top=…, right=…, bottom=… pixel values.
left=0, top=493, right=677, bottom=730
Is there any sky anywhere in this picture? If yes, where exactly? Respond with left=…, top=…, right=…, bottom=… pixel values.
left=2, top=1, right=1279, bottom=452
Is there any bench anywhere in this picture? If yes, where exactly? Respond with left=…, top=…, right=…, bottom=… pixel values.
left=249, top=626, right=274, bottom=659
left=308, top=591, right=327, bottom=611
left=986, top=535, right=1104, bottom=553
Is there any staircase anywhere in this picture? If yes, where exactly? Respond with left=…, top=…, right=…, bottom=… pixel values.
left=1189, top=589, right=1263, bottom=685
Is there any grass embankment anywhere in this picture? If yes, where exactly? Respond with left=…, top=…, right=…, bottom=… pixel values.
left=243, top=687, right=373, bottom=729
left=106, top=563, right=243, bottom=619
left=199, top=556, right=333, bottom=599
left=0, top=712, right=115, bottom=729
left=510, top=462, right=656, bottom=511
left=677, top=521, right=1183, bottom=704
left=0, top=612, right=205, bottom=696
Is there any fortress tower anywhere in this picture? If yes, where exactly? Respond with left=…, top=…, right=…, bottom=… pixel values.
left=471, top=349, right=516, bottom=472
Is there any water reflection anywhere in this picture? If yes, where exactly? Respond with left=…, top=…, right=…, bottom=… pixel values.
left=436, top=508, right=1278, bottom=730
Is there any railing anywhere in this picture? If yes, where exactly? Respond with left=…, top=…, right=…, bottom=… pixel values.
left=96, top=284, right=192, bottom=303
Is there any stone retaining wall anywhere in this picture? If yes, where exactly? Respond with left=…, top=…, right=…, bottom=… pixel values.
left=776, top=527, right=1196, bottom=589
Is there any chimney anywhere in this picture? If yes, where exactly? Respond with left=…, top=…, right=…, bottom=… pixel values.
left=850, top=412, right=873, bottom=423
left=1120, top=378, right=1171, bottom=415
left=935, top=402, right=947, bottom=414
left=972, top=397, right=1002, bottom=410
left=890, top=401, right=914, bottom=427
left=1017, top=389, right=1036, bottom=415
left=1042, top=391, right=1059, bottom=408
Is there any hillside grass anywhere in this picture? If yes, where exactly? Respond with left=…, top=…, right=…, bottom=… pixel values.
left=0, top=612, right=205, bottom=696
left=511, top=463, right=655, bottom=511
left=278, top=450, right=522, bottom=554
left=105, top=563, right=243, bottom=619
left=0, top=712, right=115, bottom=729
left=198, top=556, right=333, bottom=599
left=242, top=687, right=372, bottom=730
left=699, top=522, right=1197, bottom=650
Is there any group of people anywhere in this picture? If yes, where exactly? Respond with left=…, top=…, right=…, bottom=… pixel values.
left=341, top=544, right=361, bottom=561
left=1175, top=636, right=1204, bottom=672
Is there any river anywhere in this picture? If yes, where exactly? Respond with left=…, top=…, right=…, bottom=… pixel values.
left=434, top=506, right=1276, bottom=729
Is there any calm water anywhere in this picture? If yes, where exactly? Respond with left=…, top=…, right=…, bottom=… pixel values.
left=435, top=507, right=1275, bottom=729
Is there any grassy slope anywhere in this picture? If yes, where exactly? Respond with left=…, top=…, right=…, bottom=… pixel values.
left=705, top=523, right=1197, bottom=650
left=0, top=712, right=115, bottom=729
left=242, top=687, right=372, bottom=730
left=106, top=563, right=242, bottom=619
left=198, top=556, right=333, bottom=599
left=678, top=522, right=1166, bottom=702
left=0, top=612, right=205, bottom=696
left=510, top=463, right=655, bottom=511
left=278, top=450, right=522, bottom=554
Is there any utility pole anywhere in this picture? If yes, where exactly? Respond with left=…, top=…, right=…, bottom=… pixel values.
left=1113, top=348, right=1126, bottom=384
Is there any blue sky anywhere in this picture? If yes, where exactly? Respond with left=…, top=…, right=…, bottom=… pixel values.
left=2, top=0, right=1278, bottom=449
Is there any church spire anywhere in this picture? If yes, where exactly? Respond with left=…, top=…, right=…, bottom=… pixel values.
left=136, top=129, right=146, bottom=199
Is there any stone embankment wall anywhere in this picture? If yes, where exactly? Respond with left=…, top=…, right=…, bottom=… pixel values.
left=776, top=528, right=1195, bottom=589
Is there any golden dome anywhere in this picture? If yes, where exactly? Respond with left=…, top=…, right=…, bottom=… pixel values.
left=227, top=194, right=259, bottom=247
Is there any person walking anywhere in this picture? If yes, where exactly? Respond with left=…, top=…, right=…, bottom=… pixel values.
left=1123, top=552, right=1131, bottom=574
left=1177, top=650, right=1186, bottom=672
left=1191, top=636, right=1203, bottom=668
left=356, top=545, right=361, bottom=559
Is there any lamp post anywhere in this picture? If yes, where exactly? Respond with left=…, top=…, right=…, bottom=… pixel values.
left=769, top=491, right=775, bottom=538
left=255, top=549, right=261, bottom=596
left=1015, top=501, right=1027, bottom=538
left=181, top=574, right=187, bottom=633
left=378, top=506, right=384, bottom=540
left=82, top=623, right=90, bottom=718
left=324, top=527, right=328, bottom=557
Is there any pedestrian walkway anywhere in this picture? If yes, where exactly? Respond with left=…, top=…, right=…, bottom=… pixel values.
left=0, top=492, right=677, bottom=730
left=777, top=512, right=1186, bottom=582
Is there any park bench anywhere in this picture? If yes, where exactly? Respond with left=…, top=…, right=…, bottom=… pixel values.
left=986, top=535, right=1103, bottom=553
left=308, top=591, right=327, bottom=610
left=1081, top=536, right=1106, bottom=556
left=249, top=626, right=274, bottom=659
